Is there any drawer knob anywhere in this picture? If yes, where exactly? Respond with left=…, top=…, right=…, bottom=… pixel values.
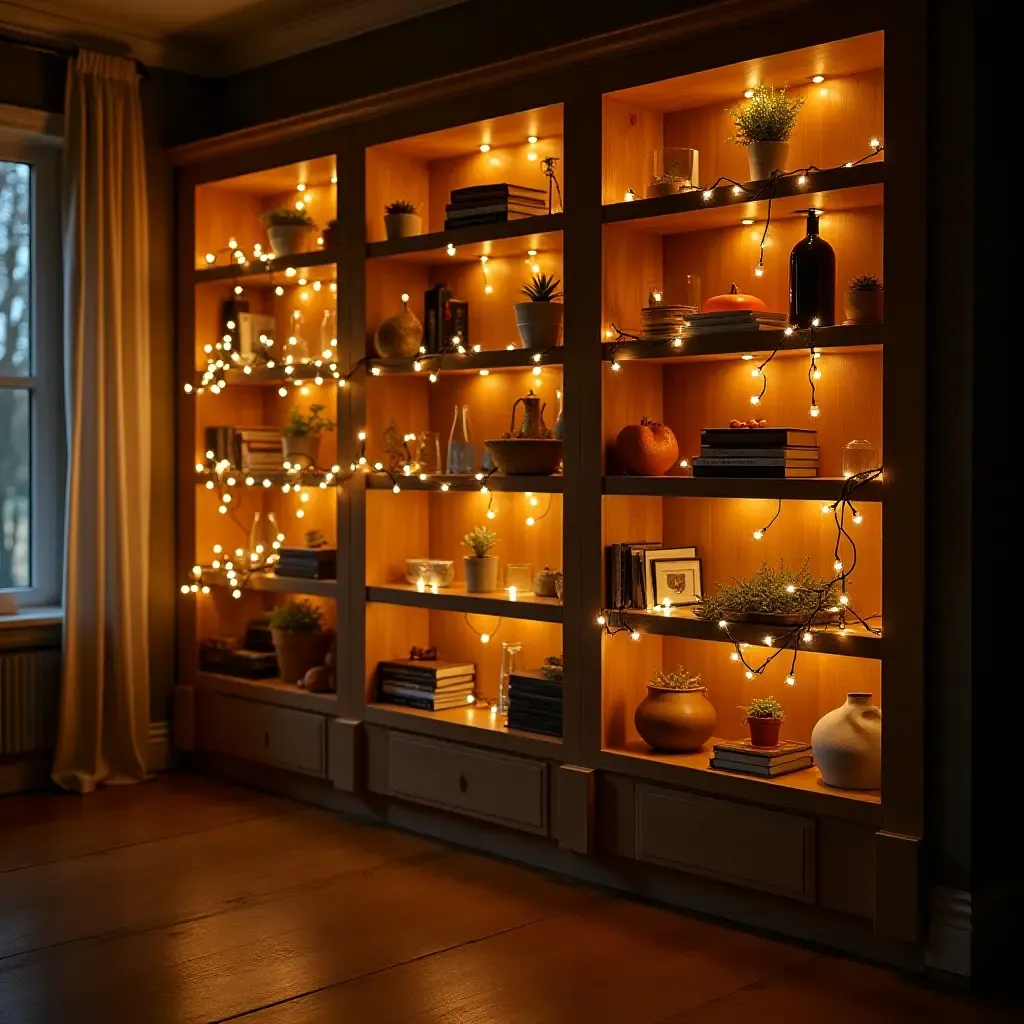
left=458, top=773, right=468, bottom=793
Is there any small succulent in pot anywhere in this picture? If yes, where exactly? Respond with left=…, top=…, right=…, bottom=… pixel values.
left=728, top=84, right=804, bottom=180
left=383, top=200, right=422, bottom=241
left=261, top=208, right=317, bottom=257
left=844, top=274, right=884, bottom=324
left=463, top=525, right=499, bottom=593
left=268, top=599, right=331, bottom=683
left=514, top=274, right=564, bottom=349
left=321, top=217, right=339, bottom=248
left=634, top=665, right=717, bottom=752
left=281, top=403, right=336, bottom=469
left=741, top=695, right=786, bottom=748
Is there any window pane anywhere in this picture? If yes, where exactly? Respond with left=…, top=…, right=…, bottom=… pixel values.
left=1, top=161, right=31, bottom=377
left=0, top=388, right=30, bottom=588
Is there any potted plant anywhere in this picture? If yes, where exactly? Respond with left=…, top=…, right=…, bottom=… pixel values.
left=261, top=208, right=316, bottom=257
left=742, top=695, right=785, bottom=748
left=321, top=218, right=339, bottom=249
left=700, top=558, right=840, bottom=626
left=728, top=84, right=804, bottom=181
left=634, top=666, right=718, bottom=752
left=384, top=200, right=421, bottom=241
left=268, top=599, right=332, bottom=683
left=463, top=525, right=498, bottom=593
left=282, top=403, right=335, bottom=469
left=514, top=273, right=564, bottom=350
left=843, top=274, right=884, bottom=324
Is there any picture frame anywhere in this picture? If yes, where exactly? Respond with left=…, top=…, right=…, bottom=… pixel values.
left=647, top=553, right=703, bottom=608
left=642, top=547, right=697, bottom=608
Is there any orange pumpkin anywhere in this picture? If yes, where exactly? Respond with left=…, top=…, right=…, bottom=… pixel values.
left=702, top=282, right=768, bottom=313
left=615, top=418, right=679, bottom=476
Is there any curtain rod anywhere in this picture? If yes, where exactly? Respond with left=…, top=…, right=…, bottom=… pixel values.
left=0, top=30, right=150, bottom=78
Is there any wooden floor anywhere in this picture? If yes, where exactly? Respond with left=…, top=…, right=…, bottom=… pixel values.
left=0, top=775, right=1017, bottom=1024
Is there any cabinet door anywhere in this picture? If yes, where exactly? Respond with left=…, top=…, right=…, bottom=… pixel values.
left=197, top=691, right=326, bottom=778
left=635, top=784, right=816, bottom=901
left=388, top=732, right=549, bottom=835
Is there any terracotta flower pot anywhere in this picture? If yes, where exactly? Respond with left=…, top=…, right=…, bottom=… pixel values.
left=747, top=141, right=790, bottom=181
left=283, top=433, right=320, bottom=470
left=811, top=692, right=882, bottom=789
left=321, top=225, right=338, bottom=249
left=634, top=685, right=718, bottom=752
left=746, top=715, right=783, bottom=748
left=267, top=224, right=313, bottom=257
left=843, top=288, right=884, bottom=324
left=514, top=302, right=564, bottom=349
left=384, top=213, right=422, bottom=240
left=463, top=556, right=498, bottom=593
left=271, top=629, right=330, bottom=683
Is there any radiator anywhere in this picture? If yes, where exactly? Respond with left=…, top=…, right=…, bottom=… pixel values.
left=0, top=649, right=61, bottom=756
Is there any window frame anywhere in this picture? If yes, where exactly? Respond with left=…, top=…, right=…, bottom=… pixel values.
left=1, top=111, right=64, bottom=608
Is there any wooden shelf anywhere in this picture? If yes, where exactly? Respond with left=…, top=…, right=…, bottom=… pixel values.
left=599, top=741, right=881, bottom=826
left=364, top=702, right=562, bottom=758
left=367, top=214, right=563, bottom=262
left=603, top=163, right=884, bottom=234
left=602, top=323, right=882, bottom=363
left=366, top=473, right=562, bottom=493
left=192, top=361, right=343, bottom=387
left=603, top=475, right=883, bottom=502
left=194, top=247, right=337, bottom=285
left=367, top=582, right=563, bottom=622
left=607, top=607, right=881, bottom=659
left=206, top=570, right=337, bottom=599
left=195, top=671, right=337, bottom=715
left=367, top=347, right=564, bottom=375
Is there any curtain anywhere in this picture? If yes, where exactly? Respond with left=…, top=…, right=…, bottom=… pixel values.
left=53, top=51, right=151, bottom=793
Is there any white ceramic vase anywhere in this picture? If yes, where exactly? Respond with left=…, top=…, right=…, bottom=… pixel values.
left=747, top=141, right=790, bottom=181
left=811, top=692, right=882, bottom=790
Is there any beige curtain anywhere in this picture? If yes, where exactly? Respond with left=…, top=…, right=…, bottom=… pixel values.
left=53, top=51, right=151, bottom=793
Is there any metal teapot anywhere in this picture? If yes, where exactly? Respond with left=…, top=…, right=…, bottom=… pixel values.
left=508, top=389, right=550, bottom=439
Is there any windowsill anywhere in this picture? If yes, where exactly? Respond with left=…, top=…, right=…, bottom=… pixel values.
left=0, top=606, right=64, bottom=630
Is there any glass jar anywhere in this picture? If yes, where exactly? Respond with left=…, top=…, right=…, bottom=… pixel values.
left=503, top=563, right=534, bottom=595
left=319, top=308, right=337, bottom=360
left=841, top=440, right=879, bottom=479
left=646, top=148, right=700, bottom=198
left=247, top=510, right=280, bottom=570
left=415, top=431, right=441, bottom=475
left=497, top=640, right=523, bottom=713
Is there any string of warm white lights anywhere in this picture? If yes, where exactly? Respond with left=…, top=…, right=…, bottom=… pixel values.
left=463, top=613, right=502, bottom=644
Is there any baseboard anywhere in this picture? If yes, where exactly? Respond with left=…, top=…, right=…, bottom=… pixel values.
left=148, top=721, right=171, bottom=773
left=926, top=886, right=971, bottom=978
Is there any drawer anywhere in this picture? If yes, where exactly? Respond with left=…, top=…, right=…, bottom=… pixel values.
left=197, top=691, right=326, bottom=778
left=388, top=732, right=548, bottom=835
left=635, top=784, right=815, bottom=901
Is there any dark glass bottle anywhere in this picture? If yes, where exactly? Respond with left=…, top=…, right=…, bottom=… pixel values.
left=789, top=209, right=835, bottom=328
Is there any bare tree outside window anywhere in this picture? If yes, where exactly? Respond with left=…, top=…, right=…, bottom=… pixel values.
left=0, top=160, right=31, bottom=589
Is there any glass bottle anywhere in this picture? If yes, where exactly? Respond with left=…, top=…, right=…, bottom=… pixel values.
left=287, top=309, right=309, bottom=361
left=446, top=404, right=475, bottom=474
left=247, top=510, right=280, bottom=570
left=789, top=209, right=835, bottom=328
left=319, top=308, right=337, bottom=361
left=497, top=640, right=523, bottom=713
left=841, top=440, right=879, bottom=478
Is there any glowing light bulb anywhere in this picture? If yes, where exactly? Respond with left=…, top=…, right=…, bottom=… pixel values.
left=392, top=484, right=401, bottom=494
left=812, top=368, right=822, bottom=380
left=630, top=630, right=641, bottom=642
left=718, top=619, right=728, bottom=629
left=803, top=631, right=813, bottom=643
left=180, top=584, right=190, bottom=595
left=796, top=174, right=807, bottom=187
left=754, top=265, right=764, bottom=278
left=429, top=373, right=438, bottom=383
left=484, top=284, right=493, bottom=294
left=531, top=263, right=541, bottom=274
left=478, top=368, right=490, bottom=377
left=809, top=404, right=820, bottom=417
left=596, top=614, right=606, bottom=626
left=833, top=559, right=844, bottom=572
left=786, top=584, right=796, bottom=594
left=812, top=74, right=825, bottom=84
left=416, top=578, right=426, bottom=593
left=743, top=88, right=755, bottom=98
left=611, top=361, right=620, bottom=372
left=745, top=670, right=754, bottom=680
left=731, top=185, right=742, bottom=196
left=446, top=243, right=456, bottom=257
left=785, top=674, right=796, bottom=686
left=751, top=367, right=762, bottom=378
left=702, top=189, right=713, bottom=201
left=852, top=513, right=863, bottom=525
left=371, top=366, right=381, bottom=376
left=234, top=285, right=243, bottom=295
left=525, top=516, right=535, bottom=527
left=752, top=529, right=763, bottom=540
left=204, top=252, right=215, bottom=264
left=839, top=594, right=850, bottom=605
left=527, top=135, right=538, bottom=144
left=749, top=395, right=761, bottom=405
left=413, top=360, right=422, bottom=372
left=730, top=652, right=739, bottom=661
left=869, top=137, right=881, bottom=149
left=508, top=585, right=517, bottom=601
left=183, top=382, right=193, bottom=393
left=811, top=317, right=820, bottom=327
left=479, top=143, right=491, bottom=153
left=624, top=188, right=636, bottom=202
left=486, top=508, right=496, bottom=519
left=480, top=632, right=490, bottom=644
left=532, top=366, right=541, bottom=377
left=440, top=483, right=450, bottom=492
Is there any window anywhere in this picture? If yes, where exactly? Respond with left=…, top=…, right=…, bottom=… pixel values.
left=1, top=124, right=63, bottom=607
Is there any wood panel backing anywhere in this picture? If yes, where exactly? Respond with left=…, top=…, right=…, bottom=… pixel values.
left=602, top=98, right=664, bottom=207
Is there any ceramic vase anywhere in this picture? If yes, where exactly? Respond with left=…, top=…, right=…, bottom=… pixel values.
left=266, top=224, right=313, bottom=257
left=634, top=685, right=717, bottom=752
left=747, top=141, right=790, bottom=180
left=374, top=297, right=423, bottom=358
left=464, top=556, right=498, bottom=593
left=843, top=288, right=884, bottom=324
left=384, top=213, right=421, bottom=240
left=811, top=692, right=882, bottom=790
left=514, top=302, right=563, bottom=349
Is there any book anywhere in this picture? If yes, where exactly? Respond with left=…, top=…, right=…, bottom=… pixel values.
left=379, top=693, right=474, bottom=712
left=446, top=196, right=547, bottom=211
left=424, top=286, right=469, bottom=354
left=693, top=466, right=818, bottom=478
left=606, top=541, right=662, bottom=608
left=450, top=183, right=547, bottom=199
left=698, top=447, right=819, bottom=460
left=379, top=674, right=475, bottom=691
left=508, top=690, right=563, bottom=712
left=709, top=756, right=814, bottom=777
left=380, top=681, right=474, bottom=700
left=692, top=457, right=819, bottom=469
left=443, top=211, right=536, bottom=228
left=507, top=669, right=563, bottom=700
left=378, top=659, right=476, bottom=680
left=711, top=739, right=812, bottom=766
left=700, top=428, right=818, bottom=448
left=507, top=710, right=562, bottom=737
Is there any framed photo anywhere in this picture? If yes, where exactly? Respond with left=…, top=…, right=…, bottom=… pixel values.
left=642, top=547, right=696, bottom=608
left=647, top=554, right=703, bottom=608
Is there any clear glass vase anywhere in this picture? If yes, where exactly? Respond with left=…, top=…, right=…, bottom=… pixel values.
left=497, top=640, right=523, bottom=713
left=446, top=404, right=475, bottom=474
left=319, top=308, right=337, bottom=360
left=841, top=440, right=879, bottom=479
left=247, top=510, right=280, bottom=570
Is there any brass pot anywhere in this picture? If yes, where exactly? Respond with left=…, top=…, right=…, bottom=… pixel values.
left=634, top=685, right=717, bottom=752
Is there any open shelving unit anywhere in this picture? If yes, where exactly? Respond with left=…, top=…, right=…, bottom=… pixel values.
left=175, top=6, right=928, bottom=957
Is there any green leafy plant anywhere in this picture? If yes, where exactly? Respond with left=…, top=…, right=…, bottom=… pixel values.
left=268, top=599, right=323, bottom=633
left=741, top=695, right=785, bottom=721
left=649, top=666, right=703, bottom=690
left=728, top=85, right=804, bottom=146
left=849, top=274, right=882, bottom=291
left=463, top=525, right=498, bottom=558
left=700, top=558, right=839, bottom=621
left=261, top=208, right=315, bottom=227
left=520, top=273, right=563, bottom=302
left=385, top=200, right=417, bottom=215
left=282, top=404, right=335, bottom=438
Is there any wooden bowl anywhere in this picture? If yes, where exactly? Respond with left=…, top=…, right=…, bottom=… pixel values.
left=484, top=438, right=563, bottom=476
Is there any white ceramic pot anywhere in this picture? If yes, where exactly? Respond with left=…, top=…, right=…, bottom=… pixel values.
left=811, top=692, right=882, bottom=790
left=283, top=433, right=320, bottom=470
left=384, top=213, right=422, bottom=240
left=463, top=556, right=498, bottom=593
left=266, top=224, right=313, bottom=257
left=514, top=302, right=564, bottom=349
left=747, top=141, right=790, bottom=181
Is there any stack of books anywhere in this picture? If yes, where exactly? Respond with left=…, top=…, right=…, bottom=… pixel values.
left=376, top=659, right=476, bottom=711
left=275, top=547, right=336, bottom=580
left=683, top=310, right=789, bottom=334
left=605, top=541, right=662, bottom=608
left=507, top=669, right=562, bottom=737
left=709, top=739, right=813, bottom=777
left=693, top=428, right=819, bottom=479
left=444, top=183, right=547, bottom=229
left=640, top=304, right=699, bottom=341
left=238, top=427, right=285, bottom=472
